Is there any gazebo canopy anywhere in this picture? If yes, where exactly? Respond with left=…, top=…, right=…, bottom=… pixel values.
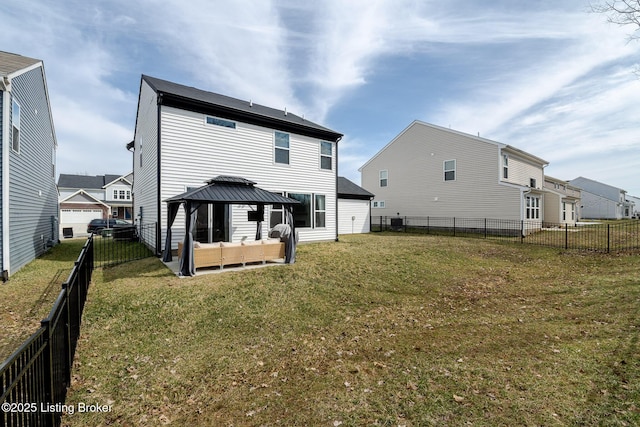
left=162, top=176, right=299, bottom=277
left=165, top=176, right=301, bottom=206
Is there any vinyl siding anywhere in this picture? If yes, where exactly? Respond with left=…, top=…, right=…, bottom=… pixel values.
left=133, top=80, right=160, bottom=250
left=8, top=66, right=59, bottom=275
left=159, top=106, right=337, bottom=249
left=361, top=122, right=524, bottom=220
left=502, top=151, right=544, bottom=189
left=338, top=199, right=370, bottom=234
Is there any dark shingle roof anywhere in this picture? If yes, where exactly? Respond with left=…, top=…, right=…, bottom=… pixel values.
left=0, top=51, right=41, bottom=77
left=338, top=176, right=374, bottom=200
left=142, top=75, right=343, bottom=142
left=58, top=174, right=128, bottom=189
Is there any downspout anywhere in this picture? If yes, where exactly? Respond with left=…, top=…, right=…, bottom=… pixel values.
left=335, top=136, right=342, bottom=242
left=1, top=79, right=11, bottom=278
left=156, top=94, right=162, bottom=256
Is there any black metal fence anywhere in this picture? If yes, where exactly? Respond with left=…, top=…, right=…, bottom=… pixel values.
left=0, top=236, right=94, bottom=427
left=372, top=216, right=640, bottom=253
left=92, top=222, right=156, bottom=268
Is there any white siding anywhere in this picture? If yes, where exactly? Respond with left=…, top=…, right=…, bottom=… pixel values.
left=361, top=122, right=526, bottom=221
left=132, top=80, right=159, bottom=250
left=338, top=199, right=370, bottom=234
left=158, top=107, right=337, bottom=249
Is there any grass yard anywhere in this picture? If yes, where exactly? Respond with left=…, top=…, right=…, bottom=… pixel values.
left=0, top=239, right=87, bottom=361
left=63, top=234, right=639, bottom=426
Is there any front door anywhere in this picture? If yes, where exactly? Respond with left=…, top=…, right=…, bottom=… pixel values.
left=195, top=204, right=230, bottom=243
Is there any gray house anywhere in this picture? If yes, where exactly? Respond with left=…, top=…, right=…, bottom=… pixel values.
left=569, top=177, right=632, bottom=220
left=0, top=51, right=59, bottom=279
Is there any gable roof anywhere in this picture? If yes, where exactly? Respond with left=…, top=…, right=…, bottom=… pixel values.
left=0, top=51, right=41, bottom=77
left=60, top=189, right=110, bottom=207
left=338, top=176, right=374, bottom=200
left=141, top=75, right=343, bottom=142
left=569, top=176, right=626, bottom=200
left=359, top=120, right=548, bottom=171
left=58, top=173, right=132, bottom=190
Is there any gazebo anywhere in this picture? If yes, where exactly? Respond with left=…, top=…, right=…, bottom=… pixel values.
left=162, top=176, right=300, bottom=276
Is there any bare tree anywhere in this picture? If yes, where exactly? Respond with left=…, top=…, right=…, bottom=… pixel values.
left=592, top=0, right=640, bottom=40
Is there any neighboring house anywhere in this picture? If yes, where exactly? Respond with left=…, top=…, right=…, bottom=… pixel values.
left=569, top=176, right=632, bottom=220
left=0, top=51, right=59, bottom=279
left=543, top=175, right=581, bottom=226
left=130, top=75, right=342, bottom=254
left=337, top=176, right=374, bottom=234
left=628, top=195, right=640, bottom=218
left=58, top=173, right=133, bottom=237
left=359, top=121, right=549, bottom=228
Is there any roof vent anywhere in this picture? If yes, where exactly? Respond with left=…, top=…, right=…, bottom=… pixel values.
left=284, top=107, right=287, bottom=116
left=249, top=99, right=253, bottom=107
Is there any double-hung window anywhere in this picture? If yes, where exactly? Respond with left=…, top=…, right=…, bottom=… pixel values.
left=12, top=99, right=20, bottom=153
left=379, top=170, right=388, bottom=187
left=315, top=195, right=326, bottom=228
left=444, top=160, right=456, bottom=181
left=320, top=141, right=332, bottom=170
left=526, top=196, right=540, bottom=220
left=275, top=131, right=290, bottom=164
left=502, top=154, right=509, bottom=179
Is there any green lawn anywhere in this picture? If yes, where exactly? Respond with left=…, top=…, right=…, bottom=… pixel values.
left=62, top=234, right=639, bottom=426
left=0, top=239, right=87, bottom=361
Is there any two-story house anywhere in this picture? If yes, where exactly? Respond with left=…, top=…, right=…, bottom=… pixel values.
left=569, top=176, right=632, bottom=220
left=543, top=176, right=581, bottom=226
left=0, top=51, right=59, bottom=279
left=58, top=173, right=133, bottom=237
left=130, top=75, right=342, bottom=255
left=359, top=121, right=549, bottom=229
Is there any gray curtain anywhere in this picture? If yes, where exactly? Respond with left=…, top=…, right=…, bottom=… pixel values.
left=285, top=207, right=296, bottom=264
left=162, top=202, right=180, bottom=262
left=255, top=221, right=262, bottom=240
left=179, top=201, right=200, bottom=276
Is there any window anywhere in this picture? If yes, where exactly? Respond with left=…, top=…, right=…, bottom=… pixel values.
left=444, top=160, right=456, bottom=181
left=119, top=190, right=126, bottom=200
left=502, top=154, right=508, bottom=179
left=529, top=178, right=537, bottom=188
left=562, top=202, right=566, bottom=221
left=269, top=203, right=284, bottom=228
left=373, top=200, right=385, bottom=208
left=315, top=194, right=326, bottom=228
left=11, top=99, right=20, bottom=153
left=275, top=131, right=290, bottom=164
left=320, top=141, right=332, bottom=170
left=379, top=170, right=388, bottom=187
left=126, top=190, right=131, bottom=200
left=206, top=116, right=236, bottom=129
left=288, top=193, right=311, bottom=227
left=113, top=190, right=118, bottom=199
left=526, top=196, right=540, bottom=220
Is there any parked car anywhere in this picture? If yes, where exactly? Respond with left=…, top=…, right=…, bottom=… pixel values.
left=87, top=218, right=131, bottom=234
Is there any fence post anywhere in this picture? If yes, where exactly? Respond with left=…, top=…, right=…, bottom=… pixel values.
left=427, top=216, right=430, bottom=234
left=565, top=223, right=568, bottom=250
left=40, top=318, right=56, bottom=427
left=404, top=216, right=407, bottom=232
left=607, top=224, right=610, bottom=253
left=521, top=220, right=524, bottom=243
left=453, top=217, right=456, bottom=237
left=484, top=218, right=487, bottom=239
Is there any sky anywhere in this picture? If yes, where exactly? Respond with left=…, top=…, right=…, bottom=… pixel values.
left=1, top=0, right=639, bottom=196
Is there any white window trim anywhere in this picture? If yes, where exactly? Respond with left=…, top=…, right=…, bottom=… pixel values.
left=274, top=131, right=290, bottom=165
left=205, top=115, right=236, bottom=129
left=379, top=170, right=388, bottom=187
left=314, top=194, right=326, bottom=228
left=444, top=159, right=456, bottom=182
left=373, top=200, right=386, bottom=208
left=320, top=141, right=332, bottom=171
left=11, top=98, right=20, bottom=154
left=502, top=154, right=509, bottom=180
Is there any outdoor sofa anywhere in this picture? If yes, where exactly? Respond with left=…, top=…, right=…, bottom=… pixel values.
left=177, top=239, right=285, bottom=270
